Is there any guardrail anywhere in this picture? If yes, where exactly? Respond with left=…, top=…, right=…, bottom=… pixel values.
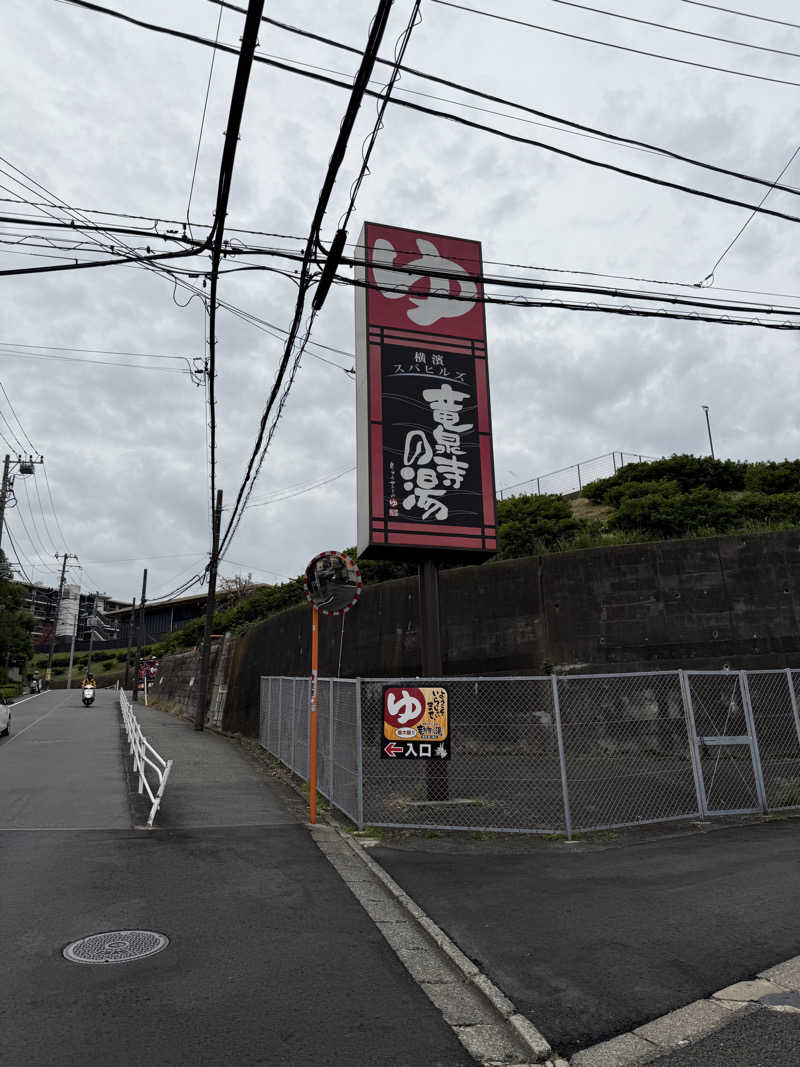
left=120, top=689, right=173, bottom=827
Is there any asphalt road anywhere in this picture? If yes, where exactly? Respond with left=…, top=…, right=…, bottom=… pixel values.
left=372, top=821, right=800, bottom=1057
left=651, top=1007, right=800, bottom=1066
left=0, top=688, right=129, bottom=828
left=0, top=692, right=472, bottom=1066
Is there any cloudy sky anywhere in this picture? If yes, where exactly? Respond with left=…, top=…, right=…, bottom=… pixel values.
left=3, top=0, right=800, bottom=603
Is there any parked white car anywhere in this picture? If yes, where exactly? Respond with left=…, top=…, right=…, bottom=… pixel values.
left=0, top=697, right=11, bottom=737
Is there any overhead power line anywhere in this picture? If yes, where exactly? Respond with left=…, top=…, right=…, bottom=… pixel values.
left=702, top=144, right=800, bottom=284
left=337, top=272, right=800, bottom=330
left=675, top=0, right=800, bottom=32
left=238, top=465, right=356, bottom=511
left=4, top=525, right=33, bottom=583
left=541, top=0, right=800, bottom=63
left=9, top=191, right=800, bottom=309
left=431, top=0, right=800, bottom=89
left=65, top=0, right=800, bottom=217
left=216, top=0, right=800, bottom=195
left=0, top=346, right=194, bottom=373
left=186, top=2, right=224, bottom=235
left=218, top=0, right=399, bottom=558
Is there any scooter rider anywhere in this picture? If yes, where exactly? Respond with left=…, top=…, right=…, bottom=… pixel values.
left=81, top=672, right=96, bottom=688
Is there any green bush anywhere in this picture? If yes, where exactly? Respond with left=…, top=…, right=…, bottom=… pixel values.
left=744, top=460, right=800, bottom=495
left=584, top=454, right=747, bottom=503
left=736, top=491, right=800, bottom=526
left=607, top=486, right=741, bottom=538
left=496, top=493, right=583, bottom=557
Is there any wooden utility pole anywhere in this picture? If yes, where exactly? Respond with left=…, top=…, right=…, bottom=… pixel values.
left=195, top=489, right=223, bottom=731
left=131, top=569, right=147, bottom=702
left=123, top=597, right=136, bottom=692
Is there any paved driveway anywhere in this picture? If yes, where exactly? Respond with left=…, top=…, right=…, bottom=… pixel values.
left=373, top=820, right=800, bottom=1056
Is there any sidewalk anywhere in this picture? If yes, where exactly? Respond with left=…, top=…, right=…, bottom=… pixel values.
left=1, top=697, right=473, bottom=1066
left=370, top=819, right=800, bottom=1059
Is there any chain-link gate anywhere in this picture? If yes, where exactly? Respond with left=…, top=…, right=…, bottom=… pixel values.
left=682, top=671, right=766, bottom=816
left=744, top=669, right=800, bottom=811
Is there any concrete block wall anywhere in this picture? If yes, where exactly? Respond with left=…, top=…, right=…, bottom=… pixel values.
left=151, top=529, right=800, bottom=737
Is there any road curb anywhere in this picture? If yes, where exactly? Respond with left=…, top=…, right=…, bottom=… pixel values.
left=310, top=824, right=553, bottom=1064
left=567, top=956, right=800, bottom=1065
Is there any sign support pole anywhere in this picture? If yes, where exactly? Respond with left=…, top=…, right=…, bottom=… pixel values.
left=419, top=559, right=449, bottom=800
left=309, top=604, right=319, bottom=824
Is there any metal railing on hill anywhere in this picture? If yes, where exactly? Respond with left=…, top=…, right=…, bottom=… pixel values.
left=120, top=689, right=173, bottom=827
left=498, top=451, right=658, bottom=499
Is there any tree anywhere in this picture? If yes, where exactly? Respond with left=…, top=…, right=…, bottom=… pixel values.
left=0, top=551, right=35, bottom=669
left=219, top=572, right=256, bottom=605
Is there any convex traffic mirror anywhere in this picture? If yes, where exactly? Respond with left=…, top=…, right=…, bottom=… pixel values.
left=304, top=551, right=362, bottom=616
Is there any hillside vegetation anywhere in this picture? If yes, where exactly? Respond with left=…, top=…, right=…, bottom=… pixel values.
left=150, top=454, right=800, bottom=655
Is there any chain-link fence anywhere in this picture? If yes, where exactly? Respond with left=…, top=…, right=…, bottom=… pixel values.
left=259, top=669, right=800, bottom=835
left=260, top=675, right=361, bottom=824
left=498, top=451, right=658, bottom=499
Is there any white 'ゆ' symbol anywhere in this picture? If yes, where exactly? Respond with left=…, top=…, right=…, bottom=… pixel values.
left=371, top=237, right=477, bottom=326
left=386, top=689, right=423, bottom=725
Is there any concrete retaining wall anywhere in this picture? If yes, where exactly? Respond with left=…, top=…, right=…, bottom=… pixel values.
left=155, top=529, right=800, bottom=736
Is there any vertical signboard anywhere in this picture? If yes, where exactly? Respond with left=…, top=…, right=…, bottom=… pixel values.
left=382, top=684, right=450, bottom=759
left=355, top=222, right=497, bottom=560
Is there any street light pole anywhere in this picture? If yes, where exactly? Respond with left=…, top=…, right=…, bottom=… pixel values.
left=701, top=405, right=715, bottom=460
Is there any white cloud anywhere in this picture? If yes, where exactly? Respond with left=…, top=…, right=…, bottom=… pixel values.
left=2, top=0, right=799, bottom=600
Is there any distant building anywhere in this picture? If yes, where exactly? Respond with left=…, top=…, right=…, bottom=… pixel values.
left=104, top=588, right=248, bottom=647
left=23, top=582, right=127, bottom=653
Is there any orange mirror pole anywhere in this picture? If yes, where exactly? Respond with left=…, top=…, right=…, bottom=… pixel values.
left=309, top=604, right=319, bottom=824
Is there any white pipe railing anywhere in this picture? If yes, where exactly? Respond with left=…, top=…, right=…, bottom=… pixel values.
left=119, top=689, right=173, bottom=827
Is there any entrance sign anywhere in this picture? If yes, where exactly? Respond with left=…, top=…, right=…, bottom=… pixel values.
left=355, top=222, right=497, bottom=560
left=382, top=685, right=450, bottom=760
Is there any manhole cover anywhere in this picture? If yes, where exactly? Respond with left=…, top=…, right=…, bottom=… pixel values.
left=63, top=930, right=169, bottom=965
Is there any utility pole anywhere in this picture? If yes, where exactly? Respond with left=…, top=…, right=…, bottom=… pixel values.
left=132, top=570, right=147, bottom=702
left=123, top=597, right=136, bottom=692
left=46, top=551, right=77, bottom=688
left=0, top=454, right=44, bottom=552
left=0, top=456, right=10, bottom=550
left=195, top=488, right=223, bottom=731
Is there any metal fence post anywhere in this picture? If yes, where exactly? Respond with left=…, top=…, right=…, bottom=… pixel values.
left=551, top=675, right=573, bottom=839
left=354, top=679, right=364, bottom=829
left=679, top=670, right=706, bottom=817
left=740, top=671, right=768, bottom=813
left=329, top=679, right=336, bottom=803
left=291, top=678, right=297, bottom=776
left=786, top=668, right=800, bottom=747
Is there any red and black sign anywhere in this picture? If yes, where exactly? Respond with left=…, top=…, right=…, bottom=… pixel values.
left=381, top=684, right=450, bottom=760
left=356, top=222, right=496, bottom=560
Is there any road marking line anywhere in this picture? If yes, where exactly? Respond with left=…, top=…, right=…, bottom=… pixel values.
left=1, top=694, right=72, bottom=746
left=10, top=692, right=45, bottom=706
